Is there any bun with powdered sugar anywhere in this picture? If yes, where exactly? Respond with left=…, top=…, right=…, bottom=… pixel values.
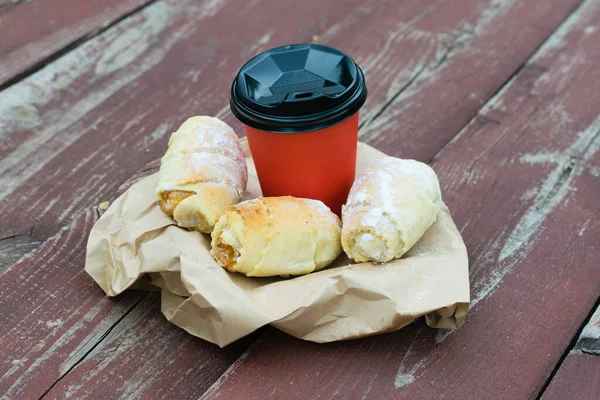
left=156, top=116, right=248, bottom=233
left=341, top=157, right=442, bottom=263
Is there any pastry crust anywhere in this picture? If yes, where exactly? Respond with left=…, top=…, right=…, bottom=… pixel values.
left=341, top=157, right=442, bottom=263
left=211, top=196, right=342, bottom=277
left=155, top=116, right=248, bottom=233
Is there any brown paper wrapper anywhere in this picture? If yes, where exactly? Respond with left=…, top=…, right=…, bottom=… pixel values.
left=85, top=141, right=470, bottom=347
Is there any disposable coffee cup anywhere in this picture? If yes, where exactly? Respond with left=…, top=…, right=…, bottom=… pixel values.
left=230, top=44, right=367, bottom=214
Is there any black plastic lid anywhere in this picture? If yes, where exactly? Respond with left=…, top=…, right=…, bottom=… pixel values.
left=230, top=44, right=367, bottom=133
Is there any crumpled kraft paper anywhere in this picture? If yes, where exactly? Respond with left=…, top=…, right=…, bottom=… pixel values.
left=85, top=141, right=470, bottom=347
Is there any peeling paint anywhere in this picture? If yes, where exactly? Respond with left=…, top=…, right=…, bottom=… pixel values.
left=500, top=120, right=600, bottom=262
left=45, top=319, right=63, bottom=328
left=578, top=306, right=600, bottom=341
left=588, top=165, right=600, bottom=178
left=530, top=0, right=600, bottom=64
left=0, top=0, right=229, bottom=202
left=245, top=31, right=273, bottom=56
left=394, top=327, right=428, bottom=388
left=95, top=4, right=172, bottom=76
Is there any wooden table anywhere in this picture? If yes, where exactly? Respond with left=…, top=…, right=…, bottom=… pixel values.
left=1, top=0, right=599, bottom=398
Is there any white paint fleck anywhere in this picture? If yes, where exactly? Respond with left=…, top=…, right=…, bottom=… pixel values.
left=46, top=319, right=63, bottom=328
left=520, top=187, right=538, bottom=201
left=530, top=0, right=600, bottom=64
left=434, top=329, right=453, bottom=344
left=394, top=372, right=415, bottom=387
left=578, top=306, right=600, bottom=341
left=2, top=358, right=28, bottom=381
left=394, top=327, right=429, bottom=388
left=245, top=31, right=273, bottom=56
left=519, top=152, right=561, bottom=165
left=588, top=165, right=600, bottom=178
left=584, top=26, right=596, bottom=35
left=95, top=3, right=171, bottom=76
left=500, top=118, right=600, bottom=262
left=135, top=122, right=171, bottom=152
left=214, top=104, right=231, bottom=120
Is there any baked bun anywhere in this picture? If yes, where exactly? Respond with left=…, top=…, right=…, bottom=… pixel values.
left=342, top=157, right=442, bottom=263
left=156, top=116, right=247, bottom=233
left=211, top=196, right=342, bottom=276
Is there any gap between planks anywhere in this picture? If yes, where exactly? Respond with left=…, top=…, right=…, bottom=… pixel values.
left=536, top=297, right=600, bottom=400
left=37, top=292, right=151, bottom=399
left=2, top=0, right=594, bottom=397
left=200, top=0, right=599, bottom=397
left=0, top=0, right=160, bottom=92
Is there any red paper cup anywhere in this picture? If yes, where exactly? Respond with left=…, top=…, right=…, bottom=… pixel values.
left=230, top=44, right=367, bottom=214
left=244, top=113, right=358, bottom=214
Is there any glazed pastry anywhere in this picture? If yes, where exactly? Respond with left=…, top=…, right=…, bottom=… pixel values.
left=156, top=116, right=248, bottom=233
left=341, top=157, right=442, bottom=263
left=210, top=196, right=342, bottom=277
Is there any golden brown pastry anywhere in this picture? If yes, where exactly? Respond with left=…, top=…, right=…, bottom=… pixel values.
left=342, top=157, right=442, bottom=263
left=211, top=196, right=342, bottom=277
left=156, top=116, right=247, bottom=233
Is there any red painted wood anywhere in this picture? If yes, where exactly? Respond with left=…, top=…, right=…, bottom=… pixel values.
left=0, top=1, right=384, bottom=397
left=200, top=1, right=600, bottom=398
left=0, top=0, right=581, bottom=269
left=42, top=293, right=257, bottom=399
left=0, top=234, right=42, bottom=274
left=0, top=0, right=369, bottom=266
left=0, top=0, right=595, bottom=398
left=0, top=210, right=141, bottom=398
left=543, top=305, right=600, bottom=399
left=353, top=0, right=585, bottom=160
left=0, top=0, right=33, bottom=15
left=0, top=209, right=253, bottom=399
left=542, top=354, right=600, bottom=400
left=0, top=0, right=152, bottom=86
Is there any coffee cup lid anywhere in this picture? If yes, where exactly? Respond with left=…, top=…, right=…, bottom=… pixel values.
left=230, top=44, right=367, bottom=133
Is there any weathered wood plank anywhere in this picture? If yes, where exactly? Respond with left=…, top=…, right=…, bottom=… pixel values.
left=42, top=293, right=257, bottom=399
left=542, top=354, right=600, bottom=400
left=0, top=0, right=33, bottom=15
left=0, top=208, right=253, bottom=399
left=0, top=0, right=593, bottom=397
left=0, top=0, right=375, bottom=270
left=0, top=209, right=142, bottom=398
left=574, top=305, right=600, bottom=356
left=0, top=0, right=153, bottom=87
left=0, top=0, right=581, bottom=270
left=0, top=1, right=391, bottom=397
left=0, top=234, right=42, bottom=274
left=355, top=0, right=586, bottom=161
left=201, top=1, right=600, bottom=399
left=542, top=305, right=600, bottom=400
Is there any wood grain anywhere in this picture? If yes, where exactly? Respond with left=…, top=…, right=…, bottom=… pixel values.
left=0, top=0, right=370, bottom=269
left=0, top=209, right=142, bottom=398
left=574, top=305, right=600, bottom=356
left=0, top=1, right=382, bottom=397
left=0, top=0, right=582, bottom=270
left=1, top=0, right=597, bottom=398
left=0, top=0, right=32, bottom=15
left=0, top=208, right=254, bottom=399
left=0, top=0, right=154, bottom=87
left=201, top=1, right=600, bottom=398
left=542, top=354, right=600, bottom=400
left=0, top=234, right=42, bottom=274
left=355, top=0, right=585, bottom=161
left=542, top=304, right=600, bottom=399
left=42, top=293, right=257, bottom=399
